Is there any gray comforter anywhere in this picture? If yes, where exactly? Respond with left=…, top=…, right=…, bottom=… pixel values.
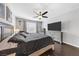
left=20, top=33, right=51, bottom=42
left=8, top=32, right=54, bottom=56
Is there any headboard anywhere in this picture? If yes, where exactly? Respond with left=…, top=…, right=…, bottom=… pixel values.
left=0, top=22, right=14, bottom=42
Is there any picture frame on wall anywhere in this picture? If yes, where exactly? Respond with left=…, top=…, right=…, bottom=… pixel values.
left=6, top=6, right=12, bottom=23
left=0, top=3, right=5, bottom=19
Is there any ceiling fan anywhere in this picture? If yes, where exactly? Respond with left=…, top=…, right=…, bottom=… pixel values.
left=33, top=11, right=48, bottom=20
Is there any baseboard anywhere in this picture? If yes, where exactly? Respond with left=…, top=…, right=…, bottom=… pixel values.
left=63, top=42, right=79, bottom=48
left=54, top=40, right=79, bottom=48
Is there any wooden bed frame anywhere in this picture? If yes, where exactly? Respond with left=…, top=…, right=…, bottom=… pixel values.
left=29, top=44, right=54, bottom=56
left=7, top=43, right=54, bottom=56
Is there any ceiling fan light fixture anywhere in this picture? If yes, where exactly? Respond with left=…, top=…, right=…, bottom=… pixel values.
left=33, top=10, right=48, bottom=20
left=38, top=16, right=42, bottom=20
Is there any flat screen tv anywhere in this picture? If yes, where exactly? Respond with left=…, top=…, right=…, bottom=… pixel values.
left=48, top=22, right=61, bottom=31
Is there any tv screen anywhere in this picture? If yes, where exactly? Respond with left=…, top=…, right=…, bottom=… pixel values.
left=48, top=22, right=61, bottom=31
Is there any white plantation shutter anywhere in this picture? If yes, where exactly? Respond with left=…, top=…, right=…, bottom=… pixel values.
left=27, top=22, right=36, bottom=33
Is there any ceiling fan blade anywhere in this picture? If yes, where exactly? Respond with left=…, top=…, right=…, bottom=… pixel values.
left=42, top=11, right=48, bottom=15
left=42, top=16, right=48, bottom=18
left=33, top=11, right=39, bottom=16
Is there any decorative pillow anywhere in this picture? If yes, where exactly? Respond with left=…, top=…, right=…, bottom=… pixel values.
left=19, top=31, right=29, bottom=34
left=8, top=34, right=26, bottom=43
left=20, top=32, right=28, bottom=36
left=20, top=33, right=27, bottom=38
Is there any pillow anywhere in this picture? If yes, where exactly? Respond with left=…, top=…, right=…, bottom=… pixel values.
left=20, top=32, right=28, bottom=36
left=8, top=34, right=26, bottom=43
left=20, top=33, right=27, bottom=38
left=19, top=31, right=29, bottom=34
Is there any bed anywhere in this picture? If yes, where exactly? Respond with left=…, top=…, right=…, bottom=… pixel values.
left=8, top=31, right=54, bottom=56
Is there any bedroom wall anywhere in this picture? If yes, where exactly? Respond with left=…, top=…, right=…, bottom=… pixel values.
left=15, top=17, right=42, bottom=33
left=61, top=8, right=79, bottom=47
left=6, top=4, right=16, bottom=27
left=42, top=18, right=61, bottom=43
left=46, top=31, right=61, bottom=43
left=0, top=3, right=16, bottom=38
left=0, top=3, right=16, bottom=31
left=0, top=4, right=16, bottom=26
left=45, top=7, right=79, bottom=48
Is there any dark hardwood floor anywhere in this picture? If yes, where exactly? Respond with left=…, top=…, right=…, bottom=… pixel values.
left=0, top=48, right=17, bottom=56
left=0, top=42, right=79, bottom=56
left=41, top=42, right=79, bottom=56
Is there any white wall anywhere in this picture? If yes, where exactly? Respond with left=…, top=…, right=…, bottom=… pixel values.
left=45, top=7, right=79, bottom=48
left=46, top=31, right=61, bottom=43
left=42, top=18, right=61, bottom=43
left=0, top=4, right=16, bottom=27
left=61, top=8, right=79, bottom=48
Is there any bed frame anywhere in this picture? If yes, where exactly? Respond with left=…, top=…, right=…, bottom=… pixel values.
left=7, top=43, right=54, bottom=56
left=29, top=44, right=54, bottom=56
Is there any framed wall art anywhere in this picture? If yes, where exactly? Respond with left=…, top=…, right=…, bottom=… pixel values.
left=0, top=3, right=5, bottom=19
left=6, top=6, right=12, bottom=23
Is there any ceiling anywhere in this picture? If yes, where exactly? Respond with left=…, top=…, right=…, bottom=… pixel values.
left=7, top=3, right=79, bottom=21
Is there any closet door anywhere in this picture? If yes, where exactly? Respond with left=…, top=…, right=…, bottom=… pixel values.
left=27, top=21, right=36, bottom=33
